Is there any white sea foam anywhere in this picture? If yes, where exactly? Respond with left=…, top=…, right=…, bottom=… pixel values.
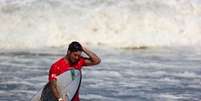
left=80, top=94, right=119, bottom=101
left=156, top=94, right=186, bottom=101
left=0, top=0, right=201, bottom=49
left=172, top=71, right=201, bottom=78
left=86, top=70, right=122, bottom=78
left=158, top=77, right=180, bottom=83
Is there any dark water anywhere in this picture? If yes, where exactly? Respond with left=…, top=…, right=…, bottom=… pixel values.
left=0, top=47, right=201, bottom=101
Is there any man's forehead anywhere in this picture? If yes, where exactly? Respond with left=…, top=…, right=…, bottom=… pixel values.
left=71, top=51, right=82, bottom=54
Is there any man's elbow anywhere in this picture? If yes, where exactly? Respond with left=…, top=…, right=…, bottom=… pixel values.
left=94, top=58, right=101, bottom=65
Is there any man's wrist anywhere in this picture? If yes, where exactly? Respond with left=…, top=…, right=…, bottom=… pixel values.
left=82, top=47, right=87, bottom=52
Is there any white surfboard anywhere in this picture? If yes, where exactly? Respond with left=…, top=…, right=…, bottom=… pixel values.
left=31, top=69, right=82, bottom=101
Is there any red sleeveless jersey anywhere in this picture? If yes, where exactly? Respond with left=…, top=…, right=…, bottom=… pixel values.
left=49, top=57, right=86, bottom=101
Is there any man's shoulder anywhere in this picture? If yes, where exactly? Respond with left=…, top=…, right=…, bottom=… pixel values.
left=52, top=57, right=65, bottom=66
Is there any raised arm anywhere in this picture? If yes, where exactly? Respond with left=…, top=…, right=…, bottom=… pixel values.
left=82, top=47, right=101, bottom=66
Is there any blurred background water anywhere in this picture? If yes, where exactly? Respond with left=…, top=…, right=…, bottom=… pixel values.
left=0, top=0, right=201, bottom=101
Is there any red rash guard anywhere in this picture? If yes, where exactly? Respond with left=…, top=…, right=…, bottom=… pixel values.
left=49, top=57, right=86, bottom=101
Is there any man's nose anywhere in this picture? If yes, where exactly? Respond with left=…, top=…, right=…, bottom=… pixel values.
left=75, top=56, right=79, bottom=60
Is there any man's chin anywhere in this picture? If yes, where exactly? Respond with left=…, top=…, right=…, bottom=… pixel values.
left=71, top=60, right=78, bottom=65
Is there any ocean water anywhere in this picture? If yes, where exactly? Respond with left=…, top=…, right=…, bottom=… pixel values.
left=1, top=0, right=201, bottom=49
left=0, top=47, right=201, bottom=101
left=0, top=0, right=201, bottom=101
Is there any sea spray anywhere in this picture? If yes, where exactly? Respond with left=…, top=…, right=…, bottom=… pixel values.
left=0, top=0, right=201, bottom=49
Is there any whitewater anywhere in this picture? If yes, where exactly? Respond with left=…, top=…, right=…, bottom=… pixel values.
left=0, top=0, right=201, bottom=49
left=0, top=0, right=201, bottom=101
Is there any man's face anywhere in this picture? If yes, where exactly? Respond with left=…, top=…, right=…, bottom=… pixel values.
left=68, top=51, right=82, bottom=64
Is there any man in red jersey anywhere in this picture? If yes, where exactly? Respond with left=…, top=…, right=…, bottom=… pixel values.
left=49, top=41, right=101, bottom=101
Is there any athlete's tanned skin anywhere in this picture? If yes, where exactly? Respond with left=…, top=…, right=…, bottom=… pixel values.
left=49, top=41, right=101, bottom=101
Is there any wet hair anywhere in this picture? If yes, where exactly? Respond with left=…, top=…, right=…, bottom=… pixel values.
left=68, top=41, right=83, bottom=52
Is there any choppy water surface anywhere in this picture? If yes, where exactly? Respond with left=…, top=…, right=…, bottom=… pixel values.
left=1, top=0, right=201, bottom=101
left=0, top=47, right=201, bottom=101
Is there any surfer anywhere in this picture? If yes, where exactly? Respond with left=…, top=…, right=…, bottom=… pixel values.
left=48, top=41, right=101, bottom=101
